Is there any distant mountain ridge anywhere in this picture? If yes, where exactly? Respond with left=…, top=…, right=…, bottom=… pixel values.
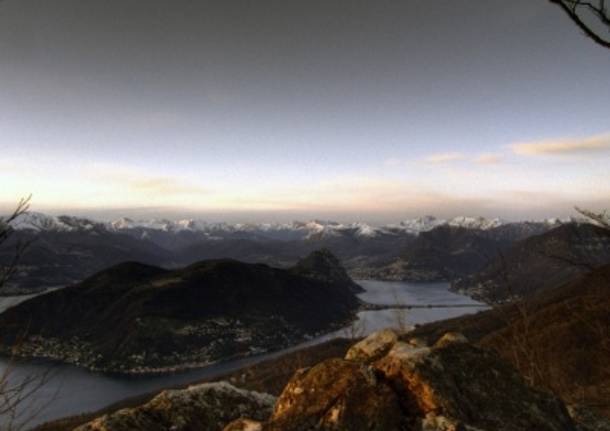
left=9, top=212, right=569, bottom=238
left=1, top=211, right=580, bottom=295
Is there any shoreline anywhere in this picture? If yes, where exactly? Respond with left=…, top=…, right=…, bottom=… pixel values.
left=0, top=281, right=488, bottom=377
left=0, top=316, right=357, bottom=377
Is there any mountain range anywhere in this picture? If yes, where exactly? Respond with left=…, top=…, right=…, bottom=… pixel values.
left=0, top=212, right=592, bottom=296
left=11, top=212, right=561, bottom=238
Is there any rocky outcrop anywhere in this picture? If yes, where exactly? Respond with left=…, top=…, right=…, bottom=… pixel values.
left=223, top=418, right=265, bottom=431
left=433, top=331, right=468, bottom=348
left=344, top=328, right=398, bottom=362
left=263, top=358, right=403, bottom=430
left=75, top=381, right=275, bottom=431
left=375, top=340, right=575, bottom=431
left=235, top=330, right=578, bottom=431
left=411, top=264, right=610, bottom=419
left=567, top=404, right=610, bottom=431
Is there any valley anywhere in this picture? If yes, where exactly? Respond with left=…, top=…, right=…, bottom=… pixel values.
left=3, top=1, right=610, bottom=429
left=0, top=279, right=484, bottom=429
left=2, top=211, right=610, bottom=430
left=24, top=263, right=610, bottom=431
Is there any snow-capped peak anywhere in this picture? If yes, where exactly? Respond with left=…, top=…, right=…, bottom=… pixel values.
left=10, top=212, right=582, bottom=239
left=386, top=216, right=445, bottom=235
left=110, top=218, right=188, bottom=232
left=352, top=222, right=378, bottom=238
left=110, top=217, right=137, bottom=230
left=447, top=216, right=504, bottom=230
left=7, top=212, right=100, bottom=232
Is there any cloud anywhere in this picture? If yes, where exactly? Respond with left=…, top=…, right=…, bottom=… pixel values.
left=86, top=162, right=209, bottom=198
left=423, top=152, right=464, bottom=164
left=0, top=158, right=22, bottom=173
left=421, top=152, right=503, bottom=166
left=511, top=133, right=610, bottom=157
left=4, top=152, right=609, bottom=221
left=474, top=153, right=502, bottom=164
left=214, top=177, right=462, bottom=213
left=127, top=177, right=208, bottom=195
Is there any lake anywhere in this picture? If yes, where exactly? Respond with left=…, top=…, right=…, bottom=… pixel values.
left=0, top=280, right=486, bottom=429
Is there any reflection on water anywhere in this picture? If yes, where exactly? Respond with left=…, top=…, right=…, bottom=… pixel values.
left=0, top=287, right=63, bottom=314
left=356, top=280, right=482, bottom=306
left=0, top=294, right=40, bottom=314
left=313, top=280, right=486, bottom=342
left=0, top=280, right=487, bottom=428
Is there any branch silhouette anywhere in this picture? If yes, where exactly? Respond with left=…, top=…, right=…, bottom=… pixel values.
left=549, top=0, right=610, bottom=49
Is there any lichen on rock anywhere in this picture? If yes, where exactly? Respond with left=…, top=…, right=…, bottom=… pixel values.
left=266, top=357, right=404, bottom=430
left=344, top=328, right=399, bottom=363
left=223, top=418, right=264, bottom=431
left=433, top=331, right=469, bottom=349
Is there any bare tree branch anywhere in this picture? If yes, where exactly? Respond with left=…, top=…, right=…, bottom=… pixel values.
left=549, top=0, right=610, bottom=49
left=0, top=196, right=32, bottom=292
left=0, top=197, right=57, bottom=430
left=0, top=196, right=30, bottom=247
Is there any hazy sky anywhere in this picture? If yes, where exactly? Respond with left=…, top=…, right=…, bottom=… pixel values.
left=1, top=0, right=609, bottom=222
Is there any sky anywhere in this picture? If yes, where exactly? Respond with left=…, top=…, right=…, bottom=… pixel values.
left=0, top=0, right=609, bottom=223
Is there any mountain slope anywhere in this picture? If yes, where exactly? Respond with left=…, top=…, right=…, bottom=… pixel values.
left=0, top=251, right=360, bottom=373
left=452, top=223, right=610, bottom=302
left=411, top=263, right=610, bottom=417
left=363, top=225, right=511, bottom=281
left=0, top=228, right=172, bottom=294
left=289, top=248, right=365, bottom=293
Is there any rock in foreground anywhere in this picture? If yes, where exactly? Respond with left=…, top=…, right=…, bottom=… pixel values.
left=266, top=358, right=403, bottom=431
left=243, top=330, right=577, bottom=431
left=75, top=382, right=275, bottom=431
left=344, top=328, right=398, bottom=362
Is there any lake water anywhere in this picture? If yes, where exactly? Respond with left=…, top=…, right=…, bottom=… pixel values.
left=0, top=280, right=486, bottom=429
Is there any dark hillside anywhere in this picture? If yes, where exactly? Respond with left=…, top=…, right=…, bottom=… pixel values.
left=0, top=251, right=360, bottom=373
left=453, top=223, right=610, bottom=302
left=412, top=264, right=610, bottom=417
left=290, top=248, right=364, bottom=293
left=365, top=225, right=509, bottom=281
left=0, top=229, right=172, bottom=293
